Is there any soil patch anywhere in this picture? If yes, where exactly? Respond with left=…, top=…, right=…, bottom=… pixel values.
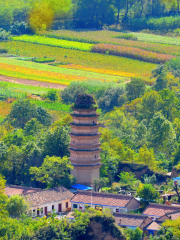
left=0, top=75, right=67, bottom=90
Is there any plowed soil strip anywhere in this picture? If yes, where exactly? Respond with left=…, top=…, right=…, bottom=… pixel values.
left=0, top=75, right=66, bottom=89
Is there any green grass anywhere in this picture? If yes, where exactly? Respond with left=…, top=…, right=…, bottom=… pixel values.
left=12, top=35, right=93, bottom=51
left=1, top=41, right=157, bottom=75
left=33, top=58, right=55, bottom=63
left=30, top=100, right=71, bottom=112
left=0, top=81, right=50, bottom=95
left=131, top=32, right=180, bottom=46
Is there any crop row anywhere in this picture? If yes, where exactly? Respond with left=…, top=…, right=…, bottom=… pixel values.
left=1, top=41, right=157, bottom=75
left=40, top=30, right=180, bottom=56
left=12, top=35, right=93, bottom=52
left=91, top=44, right=175, bottom=64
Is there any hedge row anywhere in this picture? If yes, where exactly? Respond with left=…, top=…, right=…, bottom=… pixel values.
left=91, top=43, right=175, bottom=64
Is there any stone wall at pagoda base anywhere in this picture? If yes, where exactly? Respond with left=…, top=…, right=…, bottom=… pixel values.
left=69, top=108, right=101, bottom=185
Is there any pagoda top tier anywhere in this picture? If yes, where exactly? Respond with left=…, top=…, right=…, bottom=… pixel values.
left=72, top=93, right=97, bottom=110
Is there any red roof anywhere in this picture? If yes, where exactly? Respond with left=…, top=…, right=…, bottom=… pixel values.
left=71, top=190, right=137, bottom=208
left=5, top=185, right=41, bottom=197
left=146, top=222, right=160, bottom=231
left=114, top=212, right=149, bottom=227
left=166, top=210, right=180, bottom=220
left=143, top=203, right=180, bottom=217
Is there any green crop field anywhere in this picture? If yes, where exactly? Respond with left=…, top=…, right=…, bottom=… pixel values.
left=12, top=35, right=93, bottom=51
left=30, top=100, right=71, bottom=112
left=1, top=41, right=157, bottom=76
left=40, top=30, right=180, bottom=56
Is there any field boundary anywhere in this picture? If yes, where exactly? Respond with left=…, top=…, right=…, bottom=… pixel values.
left=0, top=75, right=66, bottom=90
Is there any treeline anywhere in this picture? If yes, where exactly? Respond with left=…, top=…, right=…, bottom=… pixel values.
left=1, top=0, right=180, bottom=31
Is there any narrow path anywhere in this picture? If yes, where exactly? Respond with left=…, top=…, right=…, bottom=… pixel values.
left=0, top=75, right=67, bottom=90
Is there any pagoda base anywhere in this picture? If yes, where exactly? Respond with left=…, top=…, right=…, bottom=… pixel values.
left=71, top=165, right=101, bottom=185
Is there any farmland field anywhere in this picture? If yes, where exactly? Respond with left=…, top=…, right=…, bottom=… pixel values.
left=40, top=30, right=180, bottom=56
left=12, top=35, right=93, bottom=51
left=1, top=41, right=157, bottom=76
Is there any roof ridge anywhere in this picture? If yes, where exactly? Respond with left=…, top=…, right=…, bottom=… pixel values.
left=149, top=203, right=180, bottom=208
left=23, top=186, right=71, bottom=196
left=114, top=212, right=147, bottom=218
left=6, top=185, right=41, bottom=190
left=77, top=190, right=133, bottom=199
left=166, top=210, right=180, bottom=215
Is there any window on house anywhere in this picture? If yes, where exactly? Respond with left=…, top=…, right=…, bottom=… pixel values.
left=73, top=204, right=78, bottom=208
left=79, top=205, right=83, bottom=210
left=37, top=209, right=39, bottom=216
left=66, top=202, right=68, bottom=208
left=41, top=208, right=43, bottom=214
left=116, top=209, right=119, bottom=212
left=52, top=205, right=54, bottom=210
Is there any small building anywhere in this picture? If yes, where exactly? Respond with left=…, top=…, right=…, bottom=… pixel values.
left=144, top=221, right=161, bottom=236
left=172, top=177, right=180, bottom=185
left=5, top=185, right=41, bottom=197
left=70, top=190, right=140, bottom=212
left=143, top=203, right=180, bottom=220
left=114, top=212, right=152, bottom=230
left=156, top=210, right=180, bottom=222
left=24, top=186, right=74, bottom=217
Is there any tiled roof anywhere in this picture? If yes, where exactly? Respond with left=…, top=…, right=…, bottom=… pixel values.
left=166, top=210, right=180, bottom=220
left=114, top=213, right=148, bottom=227
left=71, top=190, right=137, bottom=207
left=25, top=186, right=74, bottom=207
left=146, top=222, right=160, bottom=231
left=5, top=185, right=41, bottom=197
left=143, top=203, right=180, bottom=217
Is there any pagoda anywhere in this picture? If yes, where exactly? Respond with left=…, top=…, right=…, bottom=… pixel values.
left=69, top=93, right=101, bottom=185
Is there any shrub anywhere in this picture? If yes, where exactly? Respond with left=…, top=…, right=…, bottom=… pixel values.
left=10, top=21, right=31, bottom=35
left=32, top=58, right=55, bottom=63
left=115, top=33, right=138, bottom=41
left=0, top=28, right=10, bottom=41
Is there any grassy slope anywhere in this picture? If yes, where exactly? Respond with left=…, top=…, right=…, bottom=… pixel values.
left=1, top=41, right=156, bottom=75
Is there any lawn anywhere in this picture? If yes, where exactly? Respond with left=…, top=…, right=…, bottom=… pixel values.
left=1, top=41, right=157, bottom=76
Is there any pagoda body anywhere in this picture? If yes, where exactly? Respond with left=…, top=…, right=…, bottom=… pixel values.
left=69, top=107, right=101, bottom=185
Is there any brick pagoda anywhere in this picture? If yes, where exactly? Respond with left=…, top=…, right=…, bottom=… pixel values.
left=69, top=94, right=101, bottom=185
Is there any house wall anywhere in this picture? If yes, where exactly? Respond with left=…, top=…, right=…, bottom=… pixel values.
left=30, top=199, right=72, bottom=217
left=71, top=202, right=127, bottom=213
left=140, top=217, right=152, bottom=230
left=126, top=198, right=140, bottom=211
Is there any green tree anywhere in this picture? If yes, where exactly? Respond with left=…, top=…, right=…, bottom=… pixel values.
left=46, top=89, right=58, bottom=102
left=42, top=126, right=70, bottom=158
left=137, top=183, right=159, bottom=203
left=24, top=118, right=43, bottom=136
left=125, top=227, right=143, bottom=240
left=30, top=155, right=74, bottom=188
left=126, top=78, right=146, bottom=102
left=0, top=175, right=8, bottom=218
left=6, top=195, right=28, bottom=217
left=118, top=172, right=138, bottom=190
left=93, top=177, right=109, bottom=192
left=154, top=73, right=168, bottom=92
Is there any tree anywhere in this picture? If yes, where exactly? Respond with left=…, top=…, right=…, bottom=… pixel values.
left=46, top=89, right=58, bottom=102
left=154, top=73, right=168, bottom=92
left=126, top=78, right=146, bottom=102
left=93, top=177, right=109, bottom=192
left=137, top=183, right=159, bottom=204
left=24, top=118, right=43, bottom=136
left=6, top=195, right=28, bottom=217
left=7, top=99, right=52, bottom=128
left=30, top=156, right=74, bottom=188
left=0, top=175, right=8, bottom=218
left=125, top=227, right=143, bottom=240
left=118, top=172, right=138, bottom=190
left=42, top=126, right=70, bottom=158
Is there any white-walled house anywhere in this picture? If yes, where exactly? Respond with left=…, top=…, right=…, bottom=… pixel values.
left=24, top=186, right=74, bottom=217
left=70, top=190, right=140, bottom=213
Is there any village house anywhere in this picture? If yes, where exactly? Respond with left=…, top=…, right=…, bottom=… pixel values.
left=70, top=190, right=140, bottom=212
left=24, top=186, right=74, bottom=217
left=142, top=203, right=180, bottom=220
left=5, top=185, right=41, bottom=197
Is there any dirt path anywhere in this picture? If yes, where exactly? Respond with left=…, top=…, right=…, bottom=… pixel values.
left=0, top=75, right=67, bottom=90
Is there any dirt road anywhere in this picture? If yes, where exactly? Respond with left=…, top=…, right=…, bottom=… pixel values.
left=0, top=75, right=67, bottom=90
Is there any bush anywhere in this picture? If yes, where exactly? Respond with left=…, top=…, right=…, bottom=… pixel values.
left=33, top=58, right=55, bottom=63
left=0, top=28, right=10, bottom=41
left=10, top=21, right=31, bottom=35
left=115, top=33, right=138, bottom=41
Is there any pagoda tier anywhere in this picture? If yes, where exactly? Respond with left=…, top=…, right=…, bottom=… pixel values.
left=69, top=107, right=101, bottom=185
